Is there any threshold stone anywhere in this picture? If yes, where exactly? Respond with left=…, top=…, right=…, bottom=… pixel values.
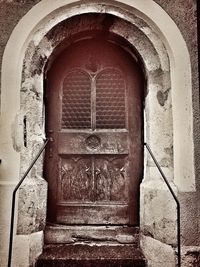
left=36, top=243, right=146, bottom=267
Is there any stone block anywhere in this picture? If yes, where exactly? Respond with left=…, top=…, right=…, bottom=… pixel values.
left=182, top=246, right=200, bottom=267
left=140, top=235, right=176, bottom=267
left=12, top=235, right=30, bottom=267
left=44, top=225, right=139, bottom=245
left=140, top=180, right=177, bottom=245
left=145, top=88, right=173, bottom=168
left=30, top=231, right=44, bottom=267
left=36, top=244, right=146, bottom=267
left=11, top=231, right=44, bottom=267
left=179, top=192, right=199, bottom=246
left=17, top=176, right=47, bottom=234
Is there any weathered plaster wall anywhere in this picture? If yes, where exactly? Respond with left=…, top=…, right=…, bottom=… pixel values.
left=0, top=0, right=199, bottom=267
left=154, top=1, right=199, bottom=129
left=0, top=2, right=43, bottom=266
left=0, top=0, right=40, bottom=91
left=155, top=0, right=200, bottom=247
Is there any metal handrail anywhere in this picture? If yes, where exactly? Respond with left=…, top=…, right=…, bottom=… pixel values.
left=144, top=143, right=181, bottom=267
left=7, top=138, right=49, bottom=267
left=7, top=140, right=180, bottom=266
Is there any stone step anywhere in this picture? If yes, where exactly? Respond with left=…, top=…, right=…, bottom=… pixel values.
left=36, top=244, right=146, bottom=267
left=45, top=224, right=140, bottom=245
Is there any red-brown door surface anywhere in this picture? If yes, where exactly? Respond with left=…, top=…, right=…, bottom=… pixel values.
left=45, top=37, right=143, bottom=225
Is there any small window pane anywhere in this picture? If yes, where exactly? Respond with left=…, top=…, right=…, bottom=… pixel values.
left=96, top=69, right=126, bottom=129
left=62, top=70, right=91, bottom=129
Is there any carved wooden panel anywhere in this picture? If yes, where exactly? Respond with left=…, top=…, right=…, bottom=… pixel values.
left=60, top=157, right=93, bottom=201
left=95, top=156, right=128, bottom=202
left=60, top=155, right=128, bottom=204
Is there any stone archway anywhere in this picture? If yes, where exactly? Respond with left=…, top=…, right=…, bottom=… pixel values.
left=0, top=1, right=194, bottom=266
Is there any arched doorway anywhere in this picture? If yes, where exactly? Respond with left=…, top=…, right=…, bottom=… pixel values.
left=44, top=33, right=144, bottom=227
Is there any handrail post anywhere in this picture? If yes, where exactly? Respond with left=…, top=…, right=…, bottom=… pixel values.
left=144, top=143, right=181, bottom=267
left=7, top=139, right=49, bottom=267
left=7, top=190, right=17, bottom=267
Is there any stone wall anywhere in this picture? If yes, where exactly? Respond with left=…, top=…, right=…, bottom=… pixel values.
left=154, top=0, right=200, bottom=247
left=0, top=1, right=199, bottom=267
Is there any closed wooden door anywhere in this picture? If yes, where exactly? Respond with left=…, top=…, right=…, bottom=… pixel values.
left=45, top=37, right=143, bottom=225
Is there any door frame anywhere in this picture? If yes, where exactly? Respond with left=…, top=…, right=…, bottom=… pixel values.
left=44, top=34, right=144, bottom=225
